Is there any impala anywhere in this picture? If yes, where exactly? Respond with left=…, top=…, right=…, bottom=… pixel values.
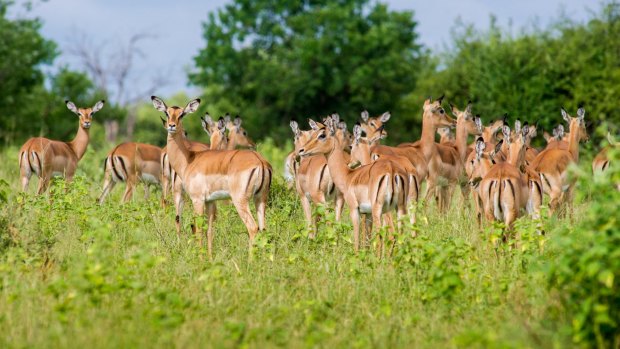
left=592, top=132, right=617, bottom=173
left=359, top=110, right=390, bottom=142
left=99, top=142, right=163, bottom=204
left=531, top=107, right=588, bottom=214
left=151, top=96, right=272, bottom=256
left=350, top=124, right=419, bottom=226
left=224, top=114, right=256, bottom=149
left=19, top=100, right=105, bottom=194
left=479, top=124, right=542, bottom=228
left=289, top=120, right=344, bottom=237
left=438, top=127, right=454, bottom=144
left=467, top=138, right=500, bottom=225
left=297, top=118, right=409, bottom=254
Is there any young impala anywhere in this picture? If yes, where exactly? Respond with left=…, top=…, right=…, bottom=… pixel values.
left=297, top=118, right=409, bottom=254
left=531, top=107, right=588, bottom=214
left=289, top=120, right=344, bottom=237
left=593, top=132, right=618, bottom=173
left=99, top=142, right=163, bottom=204
left=151, top=96, right=272, bottom=257
left=19, top=100, right=105, bottom=194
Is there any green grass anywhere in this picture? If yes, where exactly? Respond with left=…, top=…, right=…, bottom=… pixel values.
left=0, top=143, right=591, bottom=348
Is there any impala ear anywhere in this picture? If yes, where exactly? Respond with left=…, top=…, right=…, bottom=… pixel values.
left=66, top=100, right=79, bottom=115
left=331, top=113, right=340, bottom=124
left=470, top=176, right=482, bottom=188
left=224, top=113, right=231, bottom=124
left=577, top=107, right=585, bottom=120
left=502, top=125, right=511, bottom=143
left=151, top=96, right=167, bottom=112
left=233, top=115, right=242, bottom=129
left=308, top=119, right=319, bottom=131
left=201, top=114, right=214, bottom=134
left=465, top=101, right=472, bottom=114
left=436, top=94, right=445, bottom=104
left=475, top=137, right=486, bottom=155
left=379, top=111, right=391, bottom=123
left=514, top=119, right=521, bottom=134
left=92, top=100, right=105, bottom=113
left=353, top=123, right=362, bottom=144
left=522, top=124, right=529, bottom=140
left=556, top=124, right=565, bottom=139
left=290, top=120, right=300, bottom=137
left=474, top=115, right=482, bottom=132
left=360, top=110, right=369, bottom=123
left=494, top=139, right=504, bottom=156
left=183, top=98, right=201, bottom=114
left=338, top=121, right=347, bottom=131
left=561, top=107, right=570, bottom=123
left=217, top=117, right=226, bottom=131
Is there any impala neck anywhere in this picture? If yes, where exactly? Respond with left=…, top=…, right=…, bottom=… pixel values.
left=454, top=118, right=468, bottom=162
left=167, top=125, right=192, bottom=178
left=68, top=126, right=90, bottom=160
left=568, top=122, right=580, bottom=161
left=324, top=138, right=351, bottom=194
left=227, top=135, right=237, bottom=150
left=419, top=111, right=437, bottom=161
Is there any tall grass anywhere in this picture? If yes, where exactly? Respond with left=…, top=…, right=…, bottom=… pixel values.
left=0, top=140, right=607, bottom=348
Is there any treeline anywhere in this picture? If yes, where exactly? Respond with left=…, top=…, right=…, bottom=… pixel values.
left=1, top=0, right=618, bottom=148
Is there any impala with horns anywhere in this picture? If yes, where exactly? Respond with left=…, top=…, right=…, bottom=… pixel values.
left=297, top=118, right=409, bottom=254
left=19, top=100, right=105, bottom=194
left=289, top=120, right=344, bottom=237
left=151, top=96, right=272, bottom=257
left=99, top=142, right=163, bottom=204
left=531, top=107, right=588, bottom=214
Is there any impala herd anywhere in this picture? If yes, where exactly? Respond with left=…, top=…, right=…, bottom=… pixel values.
left=17, top=96, right=618, bottom=256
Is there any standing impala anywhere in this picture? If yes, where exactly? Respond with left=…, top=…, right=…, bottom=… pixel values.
left=151, top=96, right=271, bottom=256
left=531, top=107, right=588, bottom=214
left=289, top=120, right=344, bottom=237
left=19, top=100, right=105, bottom=194
left=297, top=118, right=408, bottom=254
left=99, top=142, right=163, bottom=204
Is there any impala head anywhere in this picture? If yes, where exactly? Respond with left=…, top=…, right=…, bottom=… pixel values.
left=437, top=127, right=454, bottom=143
left=66, top=100, right=105, bottom=129
left=481, top=117, right=505, bottom=142
left=561, top=107, right=589, bottom=142
left=423, top=95, right=456, bottom=129
left=330, top=113, right=353, bottom=150
left=225, top=114, right=256, bottom=149
left=468, top=137, right=493, bottom=188
left=297, top=118, right=336, bottom=158
left=290, top=120, right=313, bottom=155
left=151, top=96, right=201, bottom=135
left=450, top=101, right=480, bottom=135
left=350, top=123, right=372, bottom=165
left=359, top=110, right=390, bottom=142
left=201, top=114, right=228, bottom=149
left=506, top=123, right=530, bottom=166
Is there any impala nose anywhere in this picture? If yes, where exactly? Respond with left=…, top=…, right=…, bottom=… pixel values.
left=298, top=148, right=305, bottom=156
left=167, top=124, right=177, bottom=133
left=83, top=121, right=91, bottom=128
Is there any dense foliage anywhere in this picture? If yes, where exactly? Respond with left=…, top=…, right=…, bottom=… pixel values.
left=190, top=0, right=425, bottom=142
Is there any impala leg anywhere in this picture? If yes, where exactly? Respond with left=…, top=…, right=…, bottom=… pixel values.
left=36, top=174, right=51, bottom=195
left=174, top=182, right=184, bottom=237
left=144, top=183, right=151, bottom=201
left=206, top=202, right=216, bottom=260
left=98, top=171, right=116, bottom=204
left=372, top=206, right=383, bottom=257
left=254, top=193, right=267, bottom=232
left=231, top=198, right=259, bottom=247
left=191, top=199, right=206, bottom=249
left=19, top=155, right=32, bottom=192
left=299, top=194, right=314, bottom=237
left=121, top=177, right=136, bottom=203
left=350, top=209, right=361, bottom=253
left=334, top=191, right=344, bottom=222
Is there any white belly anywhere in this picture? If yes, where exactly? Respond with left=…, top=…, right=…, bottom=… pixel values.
left=359, top=203, right=372, bottom=214
left=141, top=173, right=159, bottom=184
left=207, top=190, right=230, bottom=202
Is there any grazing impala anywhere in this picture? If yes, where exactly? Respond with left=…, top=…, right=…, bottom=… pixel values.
left=99, top=142, right=163, bottom=204
left=531, top=107, right=588, bottom=214
left=289, top=120, right=344, bottom=237
left=151, top=96, right=272, bottom=257
left=297, top=118, right=409, bottom=254
left=479, top=125, right=542, bottom=228
left=19, top=100, right=105, bottom=194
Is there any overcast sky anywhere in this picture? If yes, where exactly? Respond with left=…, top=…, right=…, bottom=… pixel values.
left=12, top=0, right=598, bottom=98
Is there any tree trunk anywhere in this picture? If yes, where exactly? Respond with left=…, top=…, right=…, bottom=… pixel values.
left=104, top=120, right=119, bottom=143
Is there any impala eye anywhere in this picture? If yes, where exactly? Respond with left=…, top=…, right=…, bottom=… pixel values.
left=439, top=109, right=445, bottom=114
left=370, top=122, right=376, bottom=128
left=318, top=133, right=326, bottom=140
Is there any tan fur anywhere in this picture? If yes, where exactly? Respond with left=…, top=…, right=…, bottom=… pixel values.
left=19, top=100, right=104, bottom=194
left=152, top=97, right=272, bottom=257
left=298, top=120, right=408, bottom=254
left=531, top=108, right=588, bottom=214
left=99, top=142, right=162, bottom=204
left=289, top=120, right=344, bottom=237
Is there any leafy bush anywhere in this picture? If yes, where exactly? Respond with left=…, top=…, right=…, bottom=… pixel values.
left=546, top=147, right=620, bottom=347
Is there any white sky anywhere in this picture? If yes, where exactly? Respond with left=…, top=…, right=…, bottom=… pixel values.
left=11, top=0, right=597, bottom=98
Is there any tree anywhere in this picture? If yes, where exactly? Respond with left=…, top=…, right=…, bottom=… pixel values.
left=0, top=0, right=57, bottom=144
left=191, top=0, right=425, bottom=143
